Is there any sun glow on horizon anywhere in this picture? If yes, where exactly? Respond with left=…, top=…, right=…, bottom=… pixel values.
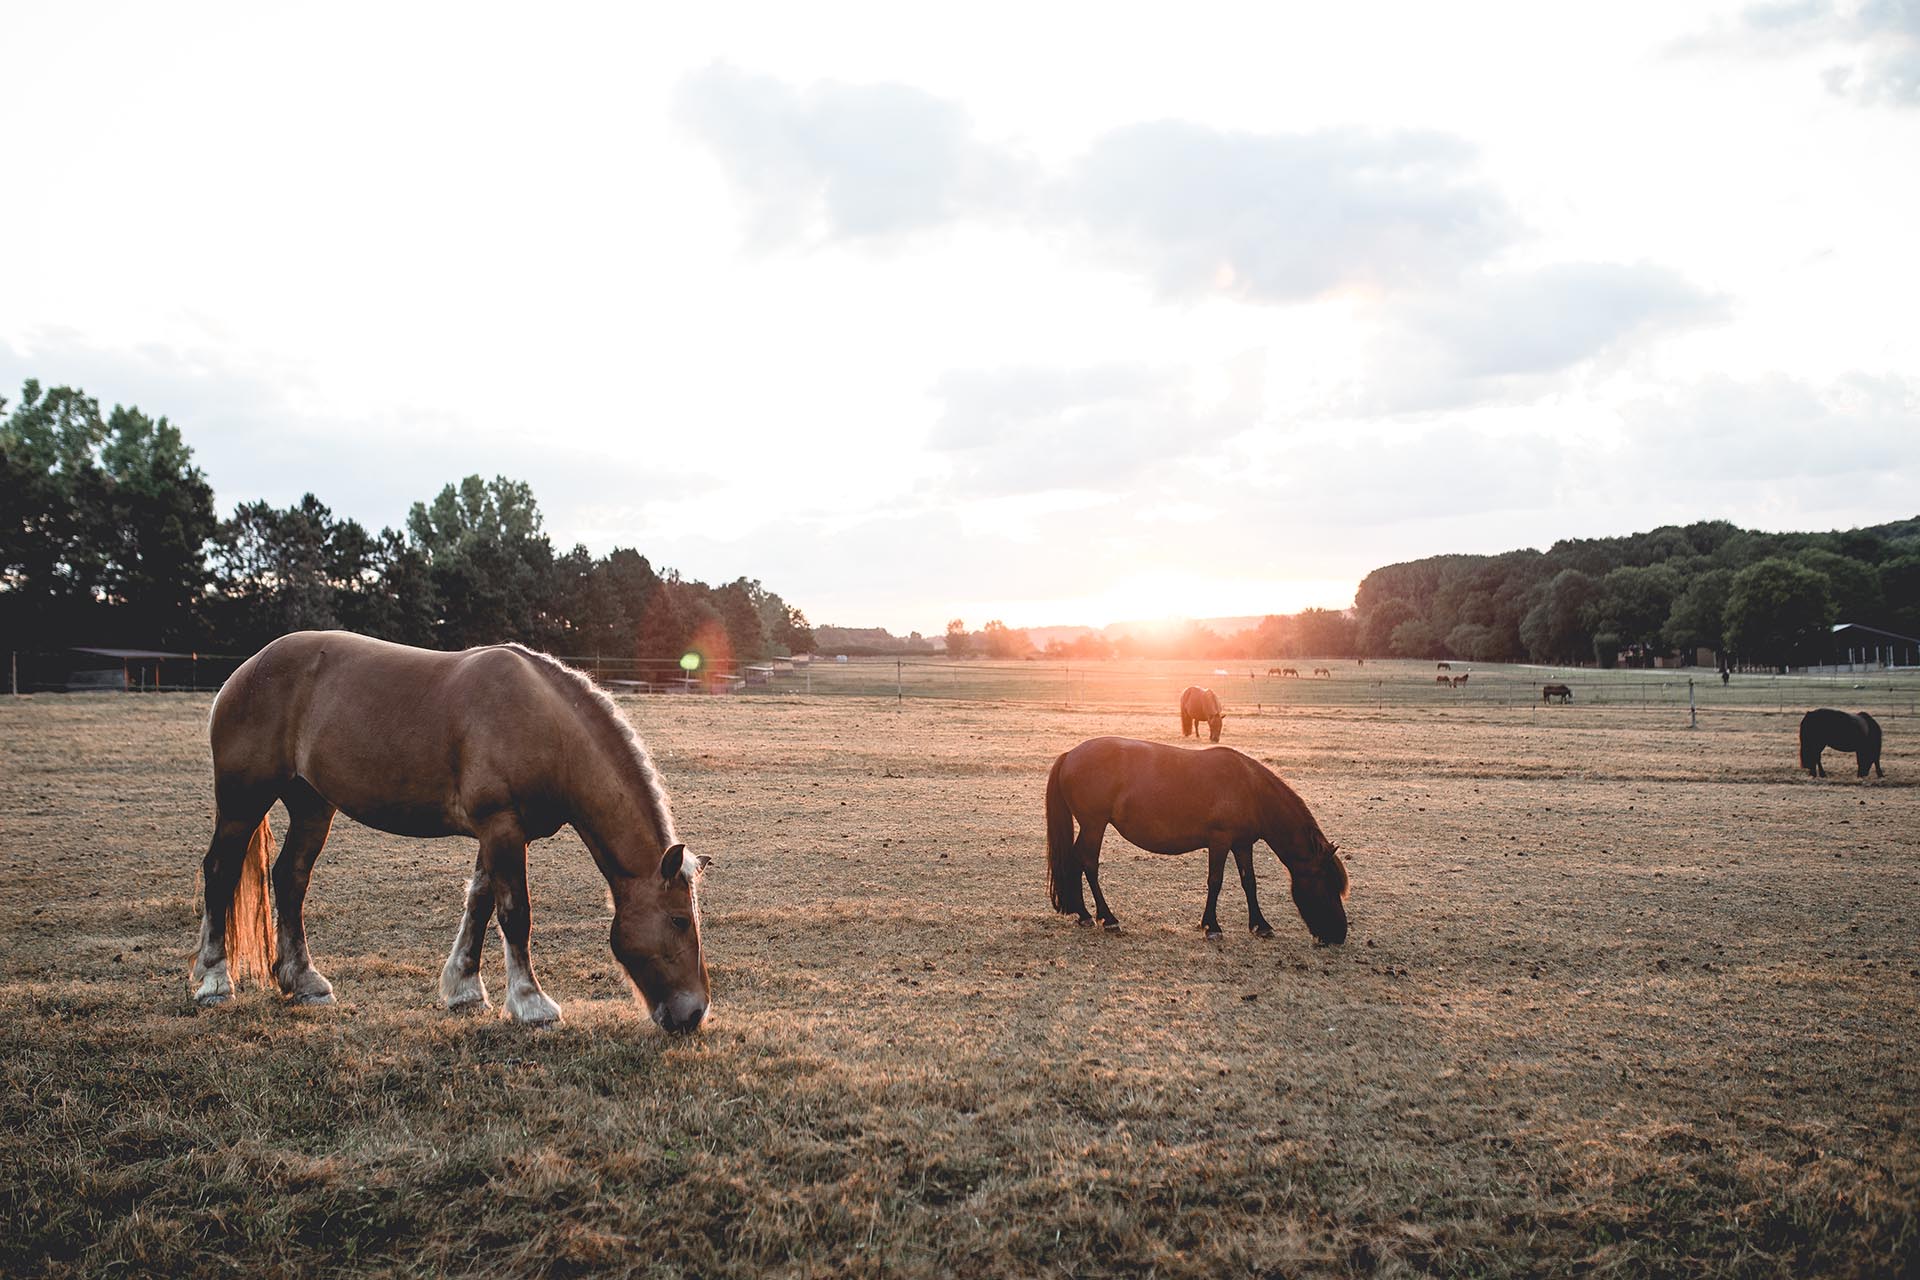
left=947, top=572, right=1359, bottom=636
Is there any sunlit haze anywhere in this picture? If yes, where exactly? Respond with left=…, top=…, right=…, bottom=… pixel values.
left=3, top=2, right=1916, bottom=633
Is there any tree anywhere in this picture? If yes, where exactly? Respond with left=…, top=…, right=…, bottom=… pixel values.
left=979, top=619, right=1033, bottom=659
left=1294, top=608, right=1357, bottom=657
left=1661, top=568, right=1734, bottom=661
left=1592, top=564, right=1681, bottom=661
left=1445, top=623, right=1498, bottom=662
left=1519, top=570, right=1600, bottom=664
left=406, top=475, right=555, bottom=648
left=1880, top=555, right=1920, bottom=639
left=1723, top=558, right=1834, bottom=669
left=1358, top=598, right=1418, bottom=656
left=944, top=618, right=973, bottom=659
left=712, top=578, right=770, bottom=661
left=1388, top=618, right=1439, bottom=658
left=1794, top=548, right=1883, bottom=623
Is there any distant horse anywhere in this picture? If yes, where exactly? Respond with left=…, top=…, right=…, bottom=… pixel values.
left=1266, top=667, right=1283, bottom=676
left=1799, top=708, right=1884, bottom=779
left=1436, top=674, right=1452, bottom=685
left=1437, top=662, right=1452, bottom=671
left=1313, top=667, right=1332, bottom=678
left=1451, top=673, right=1470, bottom=688
left=192, top=631, right=712, bottom=1032
left=1281, top=667, right=1300, bottom=678
left=1541, top=683, right=1573, bottom=704
left=1179, top=686, right=1224, bottom=742
left=1045, top=737, right=1348, bottom=943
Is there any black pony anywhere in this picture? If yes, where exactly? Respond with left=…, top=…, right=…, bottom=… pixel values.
left=1798, top=708, right=1884, bottom=779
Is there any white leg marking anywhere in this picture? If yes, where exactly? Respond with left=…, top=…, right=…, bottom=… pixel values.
left=501, top=935, right=560, bottom=1026
left=441, top=881, right=492, bottom=1010
left=193, top=961, right=232, bottom=1006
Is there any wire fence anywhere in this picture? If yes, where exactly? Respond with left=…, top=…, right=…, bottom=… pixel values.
left=9, top=649, right=1918, bottom=721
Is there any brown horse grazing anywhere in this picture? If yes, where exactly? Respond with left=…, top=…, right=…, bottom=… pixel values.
left=191, top=631, right=712, bottom=1032
left=1541, top=683, right=1573, bottom=704
left=1045, top=737, right=1348, bottom=943
left=1799, top=708, right=1884, bottom=779
left=1179, top=686, right=1224, bottom=742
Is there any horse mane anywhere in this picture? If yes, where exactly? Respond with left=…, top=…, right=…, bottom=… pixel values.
left=497, top=643, right=678, bottom=849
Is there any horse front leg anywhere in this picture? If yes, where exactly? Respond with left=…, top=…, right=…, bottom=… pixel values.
left=1233, top=842, right=1273, bottom=937
left=440, top=847, right=495, bottom=1011
left=1201, top=845, right=1228, bottom=939
left=270, top=788, right=338, bottom=1004
left=486, top=821, right=562, bottom=1026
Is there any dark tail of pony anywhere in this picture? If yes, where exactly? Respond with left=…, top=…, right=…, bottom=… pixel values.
left=1045, top=756, right=1084, bottom=915
left=225, top=817, right=278, bottom=986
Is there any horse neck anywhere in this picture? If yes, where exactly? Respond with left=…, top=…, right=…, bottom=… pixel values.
left=560, top=731, right=676, bottom=877
left=1256, top=774, right=1325, bottom=858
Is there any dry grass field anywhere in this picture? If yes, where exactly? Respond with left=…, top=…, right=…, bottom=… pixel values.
left=1, top=675, right=1916, bottom=1277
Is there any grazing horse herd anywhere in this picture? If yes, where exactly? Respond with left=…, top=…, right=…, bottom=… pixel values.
left=189, top=634, right=1889, bottom=1033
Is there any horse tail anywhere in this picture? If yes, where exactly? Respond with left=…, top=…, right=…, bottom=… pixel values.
left=1861, top=712, right=1883, bottom=774
left=225, top=817, right=278, bottom=986
left=1799, top=716, right=1817, bottom=773
left=1045, top=755, right=1080, bottom=914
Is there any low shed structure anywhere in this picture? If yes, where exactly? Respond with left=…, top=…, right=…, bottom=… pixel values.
left=1825, top=622, right=1919, bottom=671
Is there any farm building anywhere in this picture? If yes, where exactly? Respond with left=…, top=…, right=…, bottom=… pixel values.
left=63, top=647, right=199, bottom=692
left=1824, top=622, right=1919, bottom=671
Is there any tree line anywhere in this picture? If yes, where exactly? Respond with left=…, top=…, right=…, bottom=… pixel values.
left=1351, top=518, right=1920, bottom=669
left=0, top=380, right=815, bottom=666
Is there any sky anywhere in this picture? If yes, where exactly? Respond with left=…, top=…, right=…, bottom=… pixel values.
left=2, top=2, right=1917, bottom=635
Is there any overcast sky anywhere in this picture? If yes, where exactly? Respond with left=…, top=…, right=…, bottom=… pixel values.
left=3, top=2, right=1917, bottom=633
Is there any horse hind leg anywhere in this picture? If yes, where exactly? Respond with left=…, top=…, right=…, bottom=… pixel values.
left=1201, top=845, right=1228, bottom=940
left=192, top=790, right=275, bottom=1006
left=1078, top=824, right=1119, bottom=932
left=271, top=781, right=338, bottom=1004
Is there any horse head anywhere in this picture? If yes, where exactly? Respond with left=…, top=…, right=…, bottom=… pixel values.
left=608, top=843, right=713, bottom=1032
left=1285, top=839, right=1349, bottom=945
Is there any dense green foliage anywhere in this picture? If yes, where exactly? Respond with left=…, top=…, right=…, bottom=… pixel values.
left=1353, top=518, right=1920, bottom=668
left=1, top=381, right=814, bottom=663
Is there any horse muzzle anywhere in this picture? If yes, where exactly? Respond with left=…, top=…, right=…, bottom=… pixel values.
left=652, top=991, right=709, bottom=1034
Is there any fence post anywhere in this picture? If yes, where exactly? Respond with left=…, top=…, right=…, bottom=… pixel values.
left=1688, top=677, right=1696, bottom=729
left=9, top=651, right=15, bottom=696
left=896, top=659, right=902, bottom=705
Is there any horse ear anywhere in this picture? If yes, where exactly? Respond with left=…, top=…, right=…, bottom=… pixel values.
left=694, top=853, right=714, bottom=872
left=660, top=843, right=687, bottom=881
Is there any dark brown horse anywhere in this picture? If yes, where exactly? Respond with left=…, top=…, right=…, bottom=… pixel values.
left=1180, top=686, right=1224, bottom=742
left=1045, top=737, right=1348, bottom=943
left=1541, top=683, right=1573, bottom=704
left=192, top=631, right=712, bottom=1032
left=1799, top=708, right=1884, bottom=779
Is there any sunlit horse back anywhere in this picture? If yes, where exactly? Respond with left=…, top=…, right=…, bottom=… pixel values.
left=1045, top=736, right=1348, bottom=943
left=191, top=630, right=712, bottom=1032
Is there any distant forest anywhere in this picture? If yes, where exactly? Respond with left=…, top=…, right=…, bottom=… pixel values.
left=0, top=380, right=815, bottom=662
left=1350, top=517, right=1920, bottom=669
left=834, top=519, right=1920, bottom=668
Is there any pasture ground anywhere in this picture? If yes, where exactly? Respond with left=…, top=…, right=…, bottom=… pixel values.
left=1, top=674, right=1916, bottom=1277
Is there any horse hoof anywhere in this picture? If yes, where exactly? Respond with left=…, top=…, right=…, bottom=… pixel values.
left=194, top=991, right=230, bottom=1008
left=1102, top=921, right=1121, bottom=934
left=1205, top=927, right=1223, bottom=941
left=293, top=991, right=335, bottom=1006
left=1075, top=915, right=1096, bottom=928
left=1252, top=924, right=1274, bottom=938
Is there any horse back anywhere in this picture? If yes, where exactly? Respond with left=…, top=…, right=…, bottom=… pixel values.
left=213, top=632, right=573, bottom=836
left=1055, top=737, right=1276, bottom=855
